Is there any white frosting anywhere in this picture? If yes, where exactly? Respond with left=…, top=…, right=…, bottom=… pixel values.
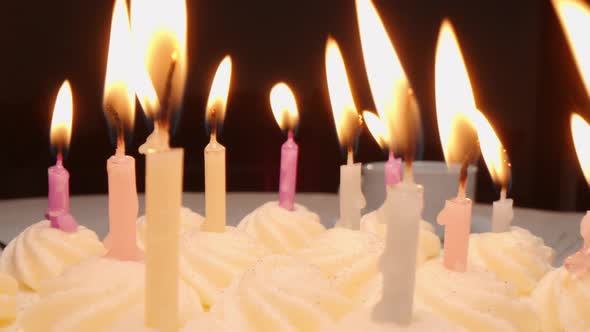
left=137, top=207, right=204, bottom=249
left=0, top=291, right=39, bottom=332
left=532, top=267, right=590, bottom=332
left=295, top=227, right=384, bottom=303
left=20, top=257, right=201, bottom=332
left=469, top=227, right=554, bottom=295
left=0, top=273, right=17, bottom=328
left=212, top=255, right=355, bottom=332
left=322, top=308, right=467, bottom=332
left=180, top=228, right=270, bottom=309
left=238, top=201, right=325, bottom=253
left=361, top=210, right=440, bottom=264
left=0, top=220, right=105, bottom=291
left=180, top=314, right=227, bottom=332
left=415, top=259, right=540, bottom=332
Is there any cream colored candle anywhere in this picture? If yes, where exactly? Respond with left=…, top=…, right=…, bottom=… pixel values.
left=204, top=134, right=226, bottom=232
left=145, top=147, right=183, bottom=332
left=203, top=56, right=232, bottom=232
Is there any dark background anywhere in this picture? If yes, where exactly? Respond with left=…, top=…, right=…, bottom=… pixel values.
left=0, top=0, right=589, bottom=211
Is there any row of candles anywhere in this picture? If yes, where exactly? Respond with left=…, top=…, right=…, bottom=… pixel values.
left=43, top=0, right=590, bottom=330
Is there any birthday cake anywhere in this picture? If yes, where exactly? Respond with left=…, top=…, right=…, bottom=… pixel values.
left=4, top=0, right=590, bottom=330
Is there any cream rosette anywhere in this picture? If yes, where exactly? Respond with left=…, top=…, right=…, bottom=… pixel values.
left=0, top=220, right=104, bottom=291
left=415, top=259, right=540, bottom=332
left=21, top=258, right=201, bottom=332
left=180, top=228, right=270, bottom=309
left=468, top=226, right=554, bottom=295
left=211, top=255, right=355, bottom=332
left=532, top=266, right=590, bottom=332
left=238, top=201, right=325, bottom=253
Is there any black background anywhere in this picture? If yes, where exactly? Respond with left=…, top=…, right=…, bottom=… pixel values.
left=0, top=0, right=589, bottom=211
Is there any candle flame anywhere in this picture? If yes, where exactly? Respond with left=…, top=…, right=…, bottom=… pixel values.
left=50, top=81, right=74, bottom=151
left=356, top=0, right=420, bottom=156
left=434, top=19, right=479, bottom=166
left=363, top=111, right=388, bottom=150
left=571, top=113, right=590, bottom=185
left=472, top=111, right=511, bottom=188
left=325, top=37, right=360, bottom=150
left=553, top=0, right=590, bottom=98
left=103, top=0, right=135, bottom=132
left=206, top=56, right=232, bottom=132
left=131, top=0, right=187, bottom=119
left=270, top=82, right=299, bottom=132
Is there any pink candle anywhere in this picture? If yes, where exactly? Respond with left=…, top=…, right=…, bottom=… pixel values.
left=279, top=131, right=298, bottom=210
left=46, top=154, right=77, bottom=232
left=437, top=181, right=472, bottom=272
left=270, top=82, right=300, bottom=211
left=104, top=146, right=142, bottom=261
left=384, top=151, right=402, bottom=187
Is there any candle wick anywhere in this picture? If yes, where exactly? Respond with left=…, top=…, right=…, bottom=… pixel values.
left=347, top=147, right=354, bottom=165
left=404, top=154, right=414, bottom=184
left=500, top=187, right=507, bottom=201
left=287, top=130, right=294, bottom=140
left=116, top=141, right=125, bottom=156
left=56, top=152, right=63, bottom=167
left=105, top=105, right=126, bottom=154
left=157, top=54, right=178, bottom=130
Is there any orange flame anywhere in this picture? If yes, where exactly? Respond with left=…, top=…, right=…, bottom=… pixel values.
left=50, top=81, right=74, bottom=151
left=205, top=56, right=232, bottom=131
left=270, top=82, right=299, bottom=131
left=363, top=111, right=388, bottom=150
left=131, top=0, right=187, bottom=118
left=472, top=111, right=511, bottom=188
left=103, top=0, right=135, bottom=131
left=571, top=113, right=590, bottom=185
left=325, top=38, right=360, bottom=150
left=434, top=19, right=479, bottom=166
left=553, top=0, right=590, bottom=98
left=356, top=0, right=420, bottom=155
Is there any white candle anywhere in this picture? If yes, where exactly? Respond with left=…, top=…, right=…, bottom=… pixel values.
left=338, top=152, right=364, bottom=229
left=373, top=177, right=423, bottom=324
left=325, top=38, right=365, bottom=230
left=492, top=188, right=514, bottom=232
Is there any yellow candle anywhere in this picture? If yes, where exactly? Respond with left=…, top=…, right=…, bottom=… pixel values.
left=145, top=147, right=183, bottom=332
left=204, top=135, right=226, bottom=232
left=203, top=56, right=232, bottom=232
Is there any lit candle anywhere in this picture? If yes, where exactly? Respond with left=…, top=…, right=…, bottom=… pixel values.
left=474, top=112, right=513, bottom=232
left=325, top=38, right=365, bottom=230
left=434, top=19, right=480, bottom=273
left=356, top=0, right=422, bottom=324
left=102, top=0, right=142, bottom=261
left=552, top=0, right=590, bottom=276
left=132, top=0, right=187, bottom=329
left=46, top=81, right=77, bottom=233
left=564, top=114, right=590, bottom=275
left=203, top=56, right=232, bottom=233
left=270, top=82, right=300, bottom=210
